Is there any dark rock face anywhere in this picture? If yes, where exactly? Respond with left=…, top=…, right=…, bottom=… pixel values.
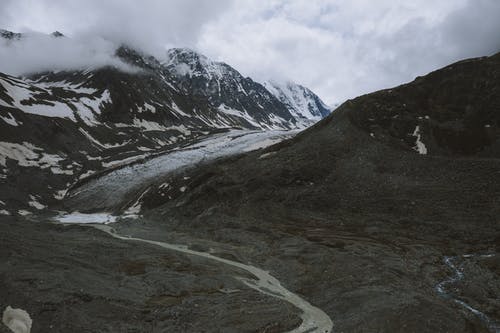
left=345, top=54, right=500, bottom=157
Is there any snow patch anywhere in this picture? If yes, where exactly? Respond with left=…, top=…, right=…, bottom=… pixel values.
left=55, top=212, right=117, bottom=224
left=132, top=118, right=168, bottom=131
left=218, top=104, right=261, bottom=128
left=53, top=189, right=67, bottom=200
left=101, top=154, right=149, bottom=168
left=28, top=195, right=46, bottom=210
left=411, top=126, right=428, bottom=155
left=123, top=188, right=150, bottom=218
left=0, top=76, right=111, bottom=124
left=0, top=141, right=68, bottom=173
left=259, top=151, right=277, bottom=159
left=78, top=170, right=95, bottom=180
left=0, top=112, right=21, bottom=126
left=171, top=102, right=191, bottom=117
left=79, top=129, right=128, bottom=150
left=2, top=306, right=32, bottom=333
left=243, top=138, right=281, bottom=152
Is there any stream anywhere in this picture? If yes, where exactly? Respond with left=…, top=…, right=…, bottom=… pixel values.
left=79, top=223, right=334, bottom=333
left=436, top=254, right=499, bottom=333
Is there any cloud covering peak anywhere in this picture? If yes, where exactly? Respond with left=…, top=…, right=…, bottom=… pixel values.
left=1, top=0, right=499, bottom=104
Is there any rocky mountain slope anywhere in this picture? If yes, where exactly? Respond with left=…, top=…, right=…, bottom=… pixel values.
left=121, top=52, right=499, bottom=332
left=2, top=29, right=498, bottom=333
left=0, top=30, right=330, bottom=213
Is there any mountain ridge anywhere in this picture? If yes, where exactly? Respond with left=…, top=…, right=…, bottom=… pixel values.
left=0, top=29, right=330, bottom=214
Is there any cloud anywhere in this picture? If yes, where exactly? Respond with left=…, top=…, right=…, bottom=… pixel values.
left=0, top=0, right=232, bottom=75
left=0, top=0, right=232, bottom=56
left=198, top=0, right=500, bottom=104
left=1, top=0, right=499, bottom=104
left=0, top=33, right=135, bottom=75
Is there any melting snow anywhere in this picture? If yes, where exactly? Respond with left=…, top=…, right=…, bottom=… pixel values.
left=0, top=112, right=20, bottom=126
left=79, top=129, right=129, bottom=150
left=0, top=76, right=111, bottom=124
left=218, top=104, right=261, bottom=128
left=2, top=306, right=32, bottom=333
left=53, top=189, right=68, bottom=200
left=412, top=126, right=428, bottom=155
left=123, top=189, right=150, bottom=218
left=78, top=170, right=95, bottom=180
left=28, top=195, right=46, bottom=210
left=138, top=102, right=156, bottom=114
left=171, top=102, right=191, bottom=117
left=101, top=154, right=148, bottom=168
left=55, top=212, right=117, bottom=224
left=0, top=141, right=69, bottom=173
left=258, top=151, right=277, bottom=159
left=132, top=118, right=169, bottom=131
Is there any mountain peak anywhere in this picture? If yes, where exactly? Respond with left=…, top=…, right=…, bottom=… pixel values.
left=263, top=80, right=331, bottom=123
left=51, top=31, right=64, bottom=38
left=0, top=29, right=22, bottom=40
left=163, top=48, right=232, bottom=79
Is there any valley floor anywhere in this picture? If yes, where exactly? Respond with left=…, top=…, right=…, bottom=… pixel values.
left=1, top=128, right=499, bottom=333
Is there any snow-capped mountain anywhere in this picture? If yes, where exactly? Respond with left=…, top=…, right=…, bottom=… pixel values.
left=162, top=48, right=299, bottom=129
left=0, top=29, right=331, bottom=213
left=264, top=81, right=331, bottom=126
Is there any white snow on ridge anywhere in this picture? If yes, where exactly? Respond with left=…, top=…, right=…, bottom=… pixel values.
left=0, top=75, right=110, bottom=124
left=0, top=112, right=21, bottom=126
left=0, top=141, right=71, bottom=174
left=27, top=78, right=98, bottom=95
left=139, top=102, right=156, bottom=113
left=132, top=118, right=169, bottom=131
left=78, top=128, right=129, bottom=150
left=164, top=48, right=227, bottom=81
left=218, top=104, right=261, bottom=128
left=170, top=101, right=191, bottom=117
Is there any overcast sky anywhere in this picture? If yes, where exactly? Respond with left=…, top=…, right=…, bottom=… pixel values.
left=1, top=0, right=499, bottom=105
